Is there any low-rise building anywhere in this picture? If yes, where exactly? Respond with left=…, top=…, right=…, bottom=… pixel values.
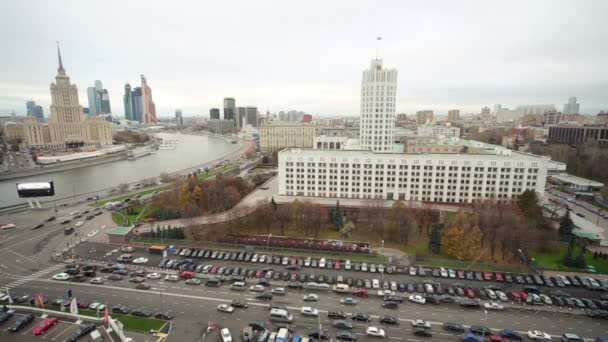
left=207, top=119, right=234, bottom=134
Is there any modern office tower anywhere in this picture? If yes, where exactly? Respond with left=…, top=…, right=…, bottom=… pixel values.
left=360, top=59, right=398, bottom=152
left=563, top=97, right=580, bottom=115
left=209, top=108, right=220, bottom=119
left=141, top=75, right=157, bottom=124
left=25, top=100, right=44, bottom=122
left=447, top=109, right=460, bottom=122
left=175, top=109, right=183, bottom=125
left=223, top=97, right=236, bottom=122
left=132, top=87, right=143, bottom=122
left=87, top=80, right=111, bottom=115
left=416, top=110, right=434, bottom=125
left=246, top=107, right=259, bottom=127
left=123, top=84, right=133, bottom=121
left=236, top=107, right=246, bottom=128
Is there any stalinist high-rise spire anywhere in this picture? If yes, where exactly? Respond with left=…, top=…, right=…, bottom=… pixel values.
left=56, top=42, right=66, bottom=76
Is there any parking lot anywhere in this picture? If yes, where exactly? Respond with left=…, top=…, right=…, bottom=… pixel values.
left=0, top=310, right=108, bottom=341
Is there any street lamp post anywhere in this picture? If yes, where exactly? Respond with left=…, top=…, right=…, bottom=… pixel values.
left=266, top=234, right=272, bottom=251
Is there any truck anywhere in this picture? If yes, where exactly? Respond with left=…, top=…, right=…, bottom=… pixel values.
left=276, top=328, right=290, bottom=342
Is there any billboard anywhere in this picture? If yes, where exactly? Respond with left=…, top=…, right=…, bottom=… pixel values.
left=16, top=181, right=55, bottom=198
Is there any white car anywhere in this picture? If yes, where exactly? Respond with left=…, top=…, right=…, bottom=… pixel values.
left=217, top=304, right=235, bottom=313
left=527, top=330, right=552, bottom=341
left=89, top=302, right=106, bottom=311
left=89, top=277, right=104, bottom=284
left=75, top=221, right=84, bottom=227
left=221, top=328, right=232, bottom=342
left=300, top=306, right=319, bottom=316
left=496, top=291, right=508, bottom=302
left=372, top=279, right=380, bottom=289
left=282, top=257, right=289, bottom=266
left=344, top=260, right=351, bottom=270
left=249, top=285, right=266, bottom=292
left=147, top=273, right=162, bottom=279
left=304, top=258, right=311, bottom=267
left=52, top=273, right=70, bottom=281
left=366, top=326, right=386, bottom=337
left=409, top=295, right=426, bottom=305
left=319, top=258, right=326, bottom=268
left=483, top=301, right=504, bottom=311
left=412, top=320, right=431, bottom=328
left=439, top=267, right=448, bottom=277
left=271, top=288, right=286, bottom=296
left=409, top=267, right=417, bottom=276
left=539, top=294, right=553, bottom=305
left=303, top=293, right=319, bottom=302
left=164, top=274, right=179, bottom=282
left=448, top=269, right=456, bottom=278
left=251, top=254, right=259, bottom=263
left=132, top=257, right=149, bottom=264
left=485, top=289, right=497, bottom=300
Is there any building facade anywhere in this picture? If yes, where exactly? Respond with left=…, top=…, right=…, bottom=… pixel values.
left=259, top=124, right=315, bottom=152
left=278, top=148, right=547, bottom=203
left=207, top=119, right=234, bottom=134
left=4, top=46, right=114, bottom=149
left=175, top=109, right=183, bottom=125
left=26, top=100, right=44, bottom=122
left=245, top=107, right=259, bottom=127
left=417, top=125, right=461, bottom=138
left=87, top=80, right=111, bottom=115
left=548, top=125, right=608, bottom=145
left=563, top=97, right=580, bottom=115
left=123, top=83, right=144, bottom=122
left=360, top=59, right=397, bottom=152
left=223, top=97, right=236, bottom=122
left=141, top=75, right=157, bottom=124
left=210, top=108, right=220, bottom=120
left=416, top=110, right=434, bottom=125
left=447, top=109, right=460, bottom=122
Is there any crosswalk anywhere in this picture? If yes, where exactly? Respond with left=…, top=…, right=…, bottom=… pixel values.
left=5, top=248, right=41, bottom=264
left=1, top=263, right=64, bottom=290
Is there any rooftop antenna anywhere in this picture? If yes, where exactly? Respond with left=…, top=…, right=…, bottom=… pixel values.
left=376, top=36, right=382, bottom=60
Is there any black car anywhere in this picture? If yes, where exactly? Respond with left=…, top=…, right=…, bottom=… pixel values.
left=383, top=295, right=403, bottom=303
left=443, top=322, right=465, bottom=332
left=99, top=267, right=113, bottom=273
left=113, top=269, right=128, bottom=275
left=66, top=323, right=96, bottom=342
left=425, top=296, right=439, bottom=305
left=31, top=223, right=44, bottom=230
left=255, top=292, right=273, bottom=301
left=328, top=310, right=347, bottom=319
left=112, top=305, right=131, bottom=314
left=155, top=312, right=175, bottom=320
left=382, top=301, right=399, bottom=309
left=336, top=331, right=358, bottom=341
left=460, top=299, right=481, bottom=308
left=333, top=320, right=353, bottom=329
left=0, top=310, right=13, bottom=324
left=46, top=216, right=56, bottom=222
left=379, top=315, right=399, bottom=325
left=231, top=299, right=248, bottom=308
left=287, top=281, right=302, bottom=289
left=107, top=274, right=123, bottom=281
left=249, top=321, right=266, bottom=331
left=8, top=314, right=34, bottom=332
left=351, top=312, right=371, bottom=322
left=309, top=329, right=329, bottom=340
left=131, top=271, right=145, bottom=277
left=70, top=275, right=87, bottom=282
left=13, top=295, right=30, bottom=304
left=66, top=268, right=80, bottom=275
left=470, top=326, right=492, bottom=336
left=132, top=308, right=153, bottom=317
left=414, top=328, right=432, bottom=337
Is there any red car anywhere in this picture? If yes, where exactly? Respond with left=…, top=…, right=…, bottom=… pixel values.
left=482, top=272, right=493, bottom=281
left=457, top=270, right=465, bottom=279
left=33, top=317, right=59, bottom=335
left=519, top=291, right=528, bottom=302
left=180, top=271, right=195, bottom=279
left=494, top=272, right=504, bottom=282
left=465, top=287, right=476, bottom=299
left=489, top=335, right=509, bottom=342
left=209, top=266, right=219, bottom=274
left=335, top=261, right=341, bottom=270
left=353, top=288, right=369, bottom=297
left=509, top=292, right=521, bottom=301
left=290, top=273, right=298, bottom=281
left=255, top=270, right=264, bottom=278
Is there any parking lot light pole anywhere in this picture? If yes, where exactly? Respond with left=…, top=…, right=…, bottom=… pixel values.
left=266, top=234, right=272, bottom=251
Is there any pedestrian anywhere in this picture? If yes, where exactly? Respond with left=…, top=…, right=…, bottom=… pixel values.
left=3, top=305, right=7, bottom=312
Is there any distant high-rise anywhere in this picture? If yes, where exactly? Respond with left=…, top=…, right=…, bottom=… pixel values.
left=210, top=108, right=220, bottom=120
left=245, top=107, right=259, bottom=127
left=360, top=59, right=398, bottom=152
left=563, top=97, right=580, bottom=115
left=416, top=110, right=434, bottom=125
left=87, top=80, right=111, bottom=115
left=223, top=97, right=236, bottom=122
left=447, top=109, right=460, bottom=122
left=25, top=100, right=44, bottom=122
left=141, top=75, right=157, bottom=124
left=123, top=84, right=133, bottom=121
left=481, top=106, right=491, bottom=119
left=132, top=87, right=143, bottom=122
left=175, top=109, right=183, bottom=125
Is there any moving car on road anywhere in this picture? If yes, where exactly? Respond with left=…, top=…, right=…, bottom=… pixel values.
left=366, top=326, right=385, bottom=338
left=217, top=304, right=235, bottom=313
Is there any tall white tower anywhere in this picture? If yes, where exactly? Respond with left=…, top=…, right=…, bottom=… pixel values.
left=360, top=59, right=398, bottom=152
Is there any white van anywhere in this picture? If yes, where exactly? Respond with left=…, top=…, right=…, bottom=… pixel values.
left=269, top=308, right=293, bottom=323
left=333, top=284, right=350, bottom=293
left=230, top=282, right=247, bottom=291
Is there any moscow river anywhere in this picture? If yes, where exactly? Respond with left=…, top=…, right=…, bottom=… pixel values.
left=0, top=133, right=242, bottom=207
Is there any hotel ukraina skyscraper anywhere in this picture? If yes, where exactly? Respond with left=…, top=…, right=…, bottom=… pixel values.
left=9, top=46, right=113, bottom=149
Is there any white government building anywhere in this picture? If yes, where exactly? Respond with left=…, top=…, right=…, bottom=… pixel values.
left=278, top=59, right=549, bottom=203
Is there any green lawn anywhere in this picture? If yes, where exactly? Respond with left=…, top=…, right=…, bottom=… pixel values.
left=197, top=163, right=240, bottom=180
left=416, top=257, right=524, bottom=272
left=112, top=212, right=128, bottom=225
left=45, top=307, right=166, bottom=333
left=531, top=244, right=608, bottom=274
left=92, top=186, right=168, bottom=207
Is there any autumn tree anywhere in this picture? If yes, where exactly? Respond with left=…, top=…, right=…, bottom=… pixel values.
left=441, top=211, right=483, bottom=261
left=340, top=221, right=356, bottom=239
left=388, top=201, right=413, bottom=245
left=275, top=205, right=291, bottom=235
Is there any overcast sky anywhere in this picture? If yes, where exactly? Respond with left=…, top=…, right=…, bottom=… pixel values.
left=1, top=0, right=607, bottom=118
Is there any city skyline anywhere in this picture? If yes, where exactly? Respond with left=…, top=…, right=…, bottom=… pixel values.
left=1, top=0, right=607, bottom=117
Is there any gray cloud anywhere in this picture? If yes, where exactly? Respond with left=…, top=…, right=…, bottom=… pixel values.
left=0, top=0, right=606, bottom=117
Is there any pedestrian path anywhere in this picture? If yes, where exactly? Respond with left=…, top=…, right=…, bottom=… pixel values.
left=1, top=263, right=64, bottom=290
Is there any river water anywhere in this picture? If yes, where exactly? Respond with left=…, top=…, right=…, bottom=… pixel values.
left=0, top=133, right=242, bottom=207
